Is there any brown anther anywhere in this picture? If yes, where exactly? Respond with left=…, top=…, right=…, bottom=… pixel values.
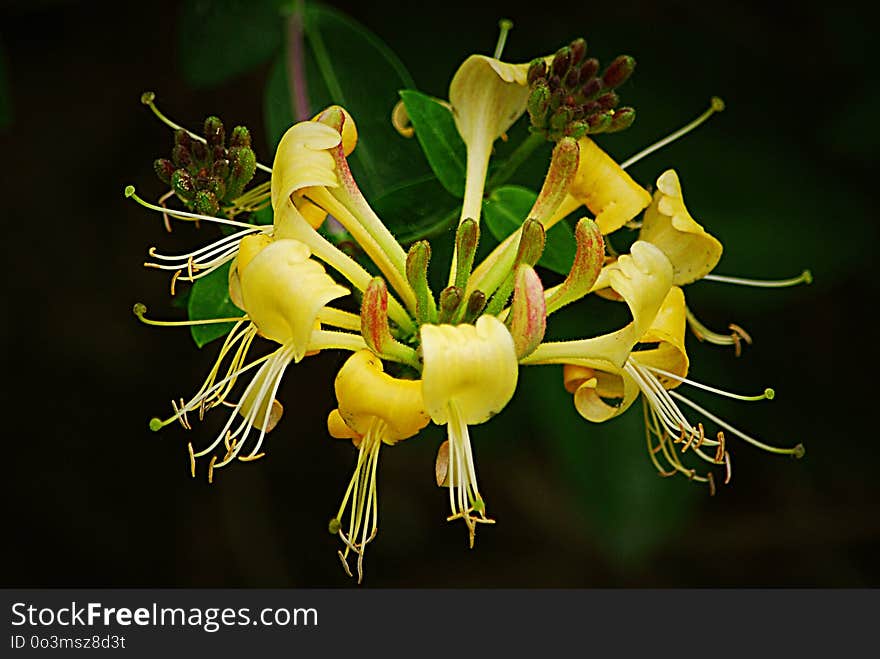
left=188, top=442, right=196, bottom=478
left=706, top=472, right=716, bottom=497
left=724, top=452, right=732, bottom=485
left=337, top=550, right=353, bottom=578
left=682, top=426, right=697, bottom=453
left=695, top=423, right=706, bottom=449
left=186, top=256, right=195, bottom=281
left=207, top=456, right=217, bottom=484
left=170, top=269, right=182, bottom=296
left=729, top=323, right=753, bottom=345
left=715, top=431, right=726, bottom=463
left=674, top=423, right=686, bottom=444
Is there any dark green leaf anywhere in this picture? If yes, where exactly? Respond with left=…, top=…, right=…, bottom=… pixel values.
left=187, top=261, right=244, bottom=347
left=371, top=175, right=459, bottom=244
left=482, top=185, right=577, bottom=275
left=264, top=2, right=430, bottom=200
left=398, top=90, right=466, bottom=197
left=178, top=0, right=282, bottom=87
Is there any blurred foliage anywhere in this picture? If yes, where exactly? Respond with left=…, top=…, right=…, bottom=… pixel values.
left=483, top=185, right=576, bottom=276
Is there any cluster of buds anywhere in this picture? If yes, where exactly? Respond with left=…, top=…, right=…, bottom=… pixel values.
left=151, top=101, right=257, bottom=217
left=526, top=38, right=636, bottom=142
left=131, top=24, right=808, bottom=584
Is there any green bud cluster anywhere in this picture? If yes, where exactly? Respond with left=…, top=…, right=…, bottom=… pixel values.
left=526, top=38, right=637, bottom=142
left=153, top=117, right=257, bottom=217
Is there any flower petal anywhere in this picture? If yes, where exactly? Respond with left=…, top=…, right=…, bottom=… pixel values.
left=639, top=170, right=722, bottom=285
left=270, top=121, right=342, bottom=211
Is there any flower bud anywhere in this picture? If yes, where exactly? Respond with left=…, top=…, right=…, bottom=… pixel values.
left=204, top=116, right=225, bottom=148
left=508, top=265, right=547, bottom=359
left=602, top=55, right=636, bottom=88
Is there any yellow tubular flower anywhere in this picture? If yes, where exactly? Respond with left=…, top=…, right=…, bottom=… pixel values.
left=328, top=351, right=430, bottom=583
left=239, top=236, right=349, bottom=362
left=546, top=137, right=652, bottom=235
left=420, top=315, right=519, bottom=547
left=449, top=55, right=534, bottom=224
left=522, top=240, right=674, bottom=370
left=564, top=286, right=687, bottom=424
left=639, top=170, right=723, bottom=285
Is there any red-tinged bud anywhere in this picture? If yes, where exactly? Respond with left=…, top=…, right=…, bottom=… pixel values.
left=603, top=55, right=636, bottom=88
left=508, top=265, right=546, bottom=359
left=153, top=158, right=175, bottom=185
left=361, top=277, right=391, bottom=355
left=437, top=286, right=463, bottom=324
left=173, top=129, right=191, bottom=149
left=596, top=91, right=619, bottom=112
left=579, top=58, right=599, bottom=84
left=552, top=47, right=571, bottom=77
left=586, top=111, right=613, bottom=133
left=527, top=80, right=551, bottom=130
left=565, top=68, right=581, bottom=89
left=569, top=38, right=587, bottom=65
left=191, top=140, right=208, bottom=164
left=581, top=77, right=603, bottom=100
left=230, top=125, right=251, bottom=148
left=527, top=58, right=547, bottom=85
left=606, top=107, right=636, bottom=133
left=171, top=144, right=191, bottom=169
left=461, top=290, right=487, bottom=324
left=545, top=218, right=605, bottom=314
left=212, top=158, right=230, bottom=179
left=204, top=116, right=225, bottom=148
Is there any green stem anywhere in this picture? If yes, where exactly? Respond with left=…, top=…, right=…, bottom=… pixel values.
left=486, top=132, right=545, bottom=190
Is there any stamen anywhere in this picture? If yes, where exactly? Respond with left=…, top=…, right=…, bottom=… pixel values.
left=133, top=303, right=247, bottom=327
left=188, top=442, right=196, bottom=478
left=685, top=306, right=752, bottom=355
left=724, top=451, right=732, bottom=484
left=702, top=270, right=813, bottom=288
left=644, top=365, right=775, bottom=402
left=125, top=186, right=259, bottom=230
left=668, top=389, right=804, bottom=458
left=621, top=96, right=725, bottom=170
left=493, top=18, right=514, bottom=59
left=706, top=471, right=716, bottom=496
left=158, top=189, right=175, bottom=233
left=139, top=92, right=272, bottom=174
left=207, top=456, right=217, bottom=484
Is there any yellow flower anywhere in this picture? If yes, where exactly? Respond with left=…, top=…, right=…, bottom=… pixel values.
left=638, top=169, right=722, bottom=285
left=326, top=350, right=430, bottom=582
left=420, top=315, right=519, bottom=546
left=148, top=235, right=366, bottom=481
left=548, top=136, right=652, bottom=235
left=563, top=285, right=801, bottom=491
left=448, top=54, right=537, bottom=224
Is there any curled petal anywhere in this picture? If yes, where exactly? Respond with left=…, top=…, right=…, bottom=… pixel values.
left=334, top=351, right=430, bottom=442
left=639, top=170, right=723, bottom=285
left=421, top=315, right=518, bottom=425
left=239, top=237, right=349, bottom=361
left=271, top=121, right=341, bottom=211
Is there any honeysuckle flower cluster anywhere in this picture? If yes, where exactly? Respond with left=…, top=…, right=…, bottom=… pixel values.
left=130, top=26, right=809, bottom=582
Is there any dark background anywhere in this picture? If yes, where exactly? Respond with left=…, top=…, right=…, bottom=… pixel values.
left=3, top=0, right=877, bottom=587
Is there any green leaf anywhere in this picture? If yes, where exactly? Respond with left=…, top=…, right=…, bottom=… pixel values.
left=264, top=2, right=431, bottom=201
left=178, top=0, right=283, bottom=87
left=482, top=185, right=577, bottom=275
left=371, top=175, right=460, bottom=244
left=187, top=262, right=244, bottom=347
left=398, top=90, right=466, bottom=197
